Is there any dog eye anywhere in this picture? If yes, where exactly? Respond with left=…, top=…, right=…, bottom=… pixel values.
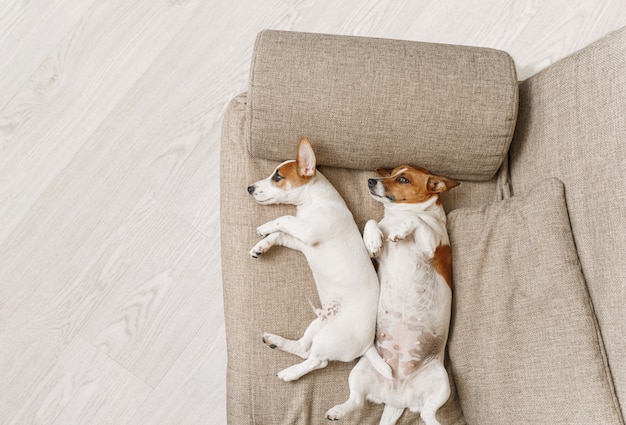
left=272, top=171, right=283, bottom=182
left=396, top=176, right=410, bottom=184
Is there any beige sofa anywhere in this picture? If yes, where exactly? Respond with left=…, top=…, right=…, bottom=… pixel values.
left=220, top=28, right=626, bottom=424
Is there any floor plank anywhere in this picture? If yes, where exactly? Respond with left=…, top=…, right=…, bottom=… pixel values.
left=0, top=0, right=95, bottom=110
left=0, top=0, right=202, bottom=244
left=5, top=335, right=150, bottom=425
left=129, top=322, right=226, bottom=424
left=77, top=194, right=214, bottom=387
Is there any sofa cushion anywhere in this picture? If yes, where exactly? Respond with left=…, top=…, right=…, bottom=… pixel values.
left=446, top=178, right=622, bottom=424
left=247, top=30, right=518, bottom=181
left=510, top=26, right=626, bottom=410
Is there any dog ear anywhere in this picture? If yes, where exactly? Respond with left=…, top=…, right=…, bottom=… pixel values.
left=427, top=175, right=461, bottom=193
left=376, top=168, right=393, bottom=177
left=297, top=137, right=316, bottom=177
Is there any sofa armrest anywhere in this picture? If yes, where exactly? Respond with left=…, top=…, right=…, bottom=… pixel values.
left=247, top=30, right=518, bottom=181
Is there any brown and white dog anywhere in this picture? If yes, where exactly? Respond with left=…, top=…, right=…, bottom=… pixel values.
left=247, top=137, right=392, bottom=383
left=326, top=165, right=459, bottom=425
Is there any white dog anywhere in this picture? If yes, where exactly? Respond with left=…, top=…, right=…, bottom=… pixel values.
left=326, top=165, right=459, bottom=425
left=247, top=137, right=392, bottom=384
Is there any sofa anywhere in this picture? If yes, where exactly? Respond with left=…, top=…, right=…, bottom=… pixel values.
left=220, top=28, right=626, bottom=424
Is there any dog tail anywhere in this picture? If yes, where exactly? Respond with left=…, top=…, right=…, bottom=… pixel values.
left=364, top=344, right=393, bottom=380
left=379, top=405, right=404, bottom=425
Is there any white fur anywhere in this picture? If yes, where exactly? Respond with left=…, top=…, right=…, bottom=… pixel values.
left=326, top=177, right=452, bottom=425
left=247, top=152, right=392, bottom=384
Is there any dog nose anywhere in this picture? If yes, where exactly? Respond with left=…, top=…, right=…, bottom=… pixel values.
left=368, top=179, right=377, bottom=188
left=247, top=185, right=255, bottom=195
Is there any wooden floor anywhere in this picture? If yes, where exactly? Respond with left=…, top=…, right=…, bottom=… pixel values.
left=1, top=0, right=624, bottom=423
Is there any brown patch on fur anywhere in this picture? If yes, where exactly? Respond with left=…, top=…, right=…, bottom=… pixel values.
left=378, top=165, right=459, bottom=204
left=274, top=161, right=310, bottom=189
left=432, top=243, right=453, bottom=289
left=380, top=166, right=434, bottom=203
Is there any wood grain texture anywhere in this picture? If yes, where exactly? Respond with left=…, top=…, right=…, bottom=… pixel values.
left=0, top=0, right=203, bottom=245
left=0, top=0, right=624, bottom=423
left=0, top=0, right=95, bottom=110
left=7, top=336, right=150, bottom=425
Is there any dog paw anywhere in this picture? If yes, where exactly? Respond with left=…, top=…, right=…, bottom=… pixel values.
left=249, top=246, right=263, bottom=258
left=364, top=221, right=384, bottom=257
left=387, top=232, right=403, bottom=242
left=249, top=239, right=272, bottom=258
left=277, top=368, right=298, bottom=382
left=262, top=333, right=282, bottom=349
left=325, top=405, right=347, bottom=421
left=388, top=227, right=411, bottom=242
left=365, top=236, right=384, bottom=257
left=256, top=222, right=275, bottom=237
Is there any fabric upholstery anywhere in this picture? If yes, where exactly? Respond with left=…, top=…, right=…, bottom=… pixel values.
left=509, top=26, right=626, bottom=410
left=247, top=30, right=518, bottom=181
left=447, top=179, right=622, bottom=424
left=221, top=94, right=466, bottom=424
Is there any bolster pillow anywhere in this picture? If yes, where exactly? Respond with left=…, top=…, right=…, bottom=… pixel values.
left=246, top=30, right=518, bottom=181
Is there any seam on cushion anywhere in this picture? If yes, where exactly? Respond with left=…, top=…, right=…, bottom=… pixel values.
left=508, top=54, right=520, bottom=146
left=581, top=267, right=625, bottom=425
left=495, top=152, right=511, bottom=201
left=246, top=30, right=266, bottom=160
left=497, top=52, right=519, bottom=178
left=562, top=192, right=626, bottom=425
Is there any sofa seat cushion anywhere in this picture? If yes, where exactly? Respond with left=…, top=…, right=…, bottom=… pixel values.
left=221, top=94, right=467, bottom=424
left=247, top=30, right=518, bottom=181
left=446, top=178, right=622, bottom=424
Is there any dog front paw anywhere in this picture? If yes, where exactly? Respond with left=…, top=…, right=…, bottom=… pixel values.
left=262, top=333, right=283, bottom=349
left=256, top=221, right=276, bottom=237
left=365, top=235, right=384, bottom=257
left=249, top=238, right=273, bottom=258
left=387, top=232, right=403, bottom=242
left=388, top=227, right=412, bottom=242
left=364, top=220, right=384, bottom=257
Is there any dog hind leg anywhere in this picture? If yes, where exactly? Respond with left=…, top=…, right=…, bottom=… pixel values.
left=325, top=390, right=364, bottom=421
left=379, top=405, right=404, bottom=425
left=262, top=317, right=325, bottom=359
left=418, top=388, right=449, bottom=425
left=276, top=356, right=328, bottom=382
left=416, top=361, right=450, bottom=425
left=325, top=358, right=371, bottom=420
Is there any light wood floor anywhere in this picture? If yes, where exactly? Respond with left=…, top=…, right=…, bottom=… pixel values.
left=1, top=1, right=624, bottom=423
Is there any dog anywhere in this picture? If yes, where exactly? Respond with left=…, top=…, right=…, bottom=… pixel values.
left=247, top=137, right=392, bottom=383
left=326, top=165, right=459, bottom=425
